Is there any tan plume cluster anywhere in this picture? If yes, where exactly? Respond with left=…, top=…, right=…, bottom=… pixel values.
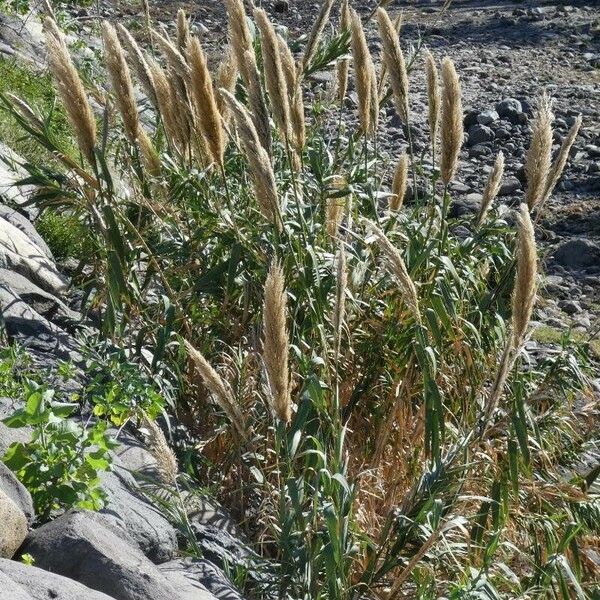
left=525, top=94, right=554, bottom=211
left=376, top=8, right=409, bottom=123
left=152, top=28, right=191, bottom=79
left=224, top=0, right=272, bottom=153
left=220, top=89, right=281, bottom=228
left=115, top=24, right=158, bottom=109
left=278, top=35, right=306, bottom=157
left=424, top=49, right=440, bottom=148
left=337, top=0, right=351, bottom=104
left=103, top=21, right=160, bottom=175
left=476, top=151, right=504, bottom=227
left=301, top=0, right=336, bottom=70
left=142, top=416, right=178, bottom=486
left=254, top=9, right=292, bottom=142
left=350, top=8, right=378, bottom=135
left=215, top=47, right=238, bottom=124
left=390, top=153, right=409, bottom=211
left=184, top=340, right=248, bottom=440
left=511, top=204, right=537, bottom=347
left=176, top=9, right=190, bottom=53
left=102, top=23, right=138, bottom=142
left=263, top=261, right=291, bottom=423
left=439, top=57, right=463, bottom=185
left=377, top=12, right=403, bottom=100
left=366, top=221, right=421, bottom=325
left=43, top=17, right=97, bottom=166
left=542, top=114, right=582, bottom=207
left=187, top=37, right=225, bottom=167
left=326, top=198, right=345, bottom=237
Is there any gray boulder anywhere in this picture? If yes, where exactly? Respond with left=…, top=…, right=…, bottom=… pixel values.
left=0, top=463, right=34, bottom=525
left=0, top=488, right=28, bottom=558
left=552, top=239, right=600, bottom=270
left=0, top=205, right=51, bottom=260
left=23, top=510, right=196, bottom=600
left=0, top=144, right=33, bottom=207
left=467, top=124, right=494, bottom=146
left=160, top=558, right=243, bottom=600
left=98, top=464, right=178, bottom=563
left=0, top=216, right=67, bottom=296
left=0, top=558, right=117, bottom=600
left=0, top=268, right=80, bottom=329
left=0, top=286, right=81, bottom=363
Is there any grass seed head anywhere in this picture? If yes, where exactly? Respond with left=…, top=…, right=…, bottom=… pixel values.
left=176, top=9, right=191, bottom=53
left=376, top=8, right=409, bottom=124
left=142, top=416, right=178, bottom=486
left=43, top=17, right=97, bottom=166
left=350, top=8, right=376, bottom=135
left=390, top=153, right=409, bottom=211
left=301, top=0, right=336, bottom=70
left=263, top=260, right=291, bottom=424
left=102, top=21, right=139, bottom=145
left=424, top=48, right=440, bottom=147
left=440, top=57, right=463, bottom=185
left=187, top=36, right=225, bottom=167
left=254, top=8, right=292, bottom=143
left=337, top=0, right=351, bottom=103
left=476, top=151, right=505, bottom=227
left=525, top=94, right=554, bottom=211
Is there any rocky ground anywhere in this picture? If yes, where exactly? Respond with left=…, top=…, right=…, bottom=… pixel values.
left=0, top=0, right=599, bottom=598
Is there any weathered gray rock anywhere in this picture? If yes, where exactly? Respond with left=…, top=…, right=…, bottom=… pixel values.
left=0, top=463, right=34, bottom=525
left=0, top=269, right=79, bottom=329
left=0, top=558, right=117, bottom=600
left=499, top=176, right=521, bottom=196
left=552, top=239, right=600, bottom=270
left=467, top=124, right=495, bottom=146
left=0, top=488, right=28, bottom=558
left=0, top=144, right=34, bottom=207
left=477, top=109, right=499, bottom=125
left=113, top=430, right=161, bottom=480
left=160, top=558, right=243, bottom=600
left=0, top=205, right=51, bottom=260
left=23, top=510, right=187, bottom=600
left=98, top=465, right=178, bottom=563
left=0, top=216, right=67, bottom=296
left=0, top=286, right=81, bottom=363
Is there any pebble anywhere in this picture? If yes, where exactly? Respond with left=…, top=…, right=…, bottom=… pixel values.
left=467, top=124, right=495, bottom=145
left=499, top=177, right=522, bottom=196
left=477, top=109, right=499, bottom=125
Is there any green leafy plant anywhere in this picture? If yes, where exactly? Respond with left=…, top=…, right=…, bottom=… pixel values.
left=2, top=380, right=116, bottom=522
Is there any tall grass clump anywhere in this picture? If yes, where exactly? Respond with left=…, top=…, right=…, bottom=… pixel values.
left=2, top=5, right=597, bottom=599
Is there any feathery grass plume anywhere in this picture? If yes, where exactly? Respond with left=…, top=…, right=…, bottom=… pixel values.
left=6, top=93, right=44, bottom=130
left=476, top=151, right=504, bottom=227
left=152, top=28, right=191, bottom=79
left=300, top=0, right=336, bottom=71
left=350, top=8, right=376, bottom=135
left=439, top=57, right=463, bottom=185
left=137, top=128, right=161, bottom=175
left=184, top=340, right=248, bottom=440
left=511, top=203, right=538, bottom=348
left=424, top=48, right=440, bottom=148
left=542, top=114, right=582, bottom=206
left=142, top=416, right=178, bottom=486
left=366, top=221, right=421, bottom=325
left=147, top=57, right=183, bottom=150
left=376, top=8, right=409, bottom=124
left=244, top=49, right=273, bottom=153
left=215, top=47, right=238, bottom=123
left=333, top=243, right=348, bottom=355
left=368, top=58, right=379, bottom=133
left=115, top=24, right=158, bottom=109
left=43, top=17, right=97, bottom=166
left=187, top=37, right=225, bottom=167
left=483, top=203, right=537, bottom=423
left=525, top=94, right=554, bottom=211
left=224, top=0, right=255, bottom=82
left=278, top=35, right=305, bottom=154
left=377, top=11, right=402, bottom=99
left=221, top=89, right=281, bottom=228
left=390, top=153, right=409, bottom=211
left=326, top=198, right=345, bottom=237
left=254, top=9, right=292, bottom=143
left=176, top=9, right=191, bottom=53
left=262, top=261, right=291, bottom=423
left=102, top=21, right=139, bottom=144
left=337, top=0, right=351, bottom=103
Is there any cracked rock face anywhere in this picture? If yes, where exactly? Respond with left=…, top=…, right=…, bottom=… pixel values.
left=0, top=488, right=28, bottom=559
